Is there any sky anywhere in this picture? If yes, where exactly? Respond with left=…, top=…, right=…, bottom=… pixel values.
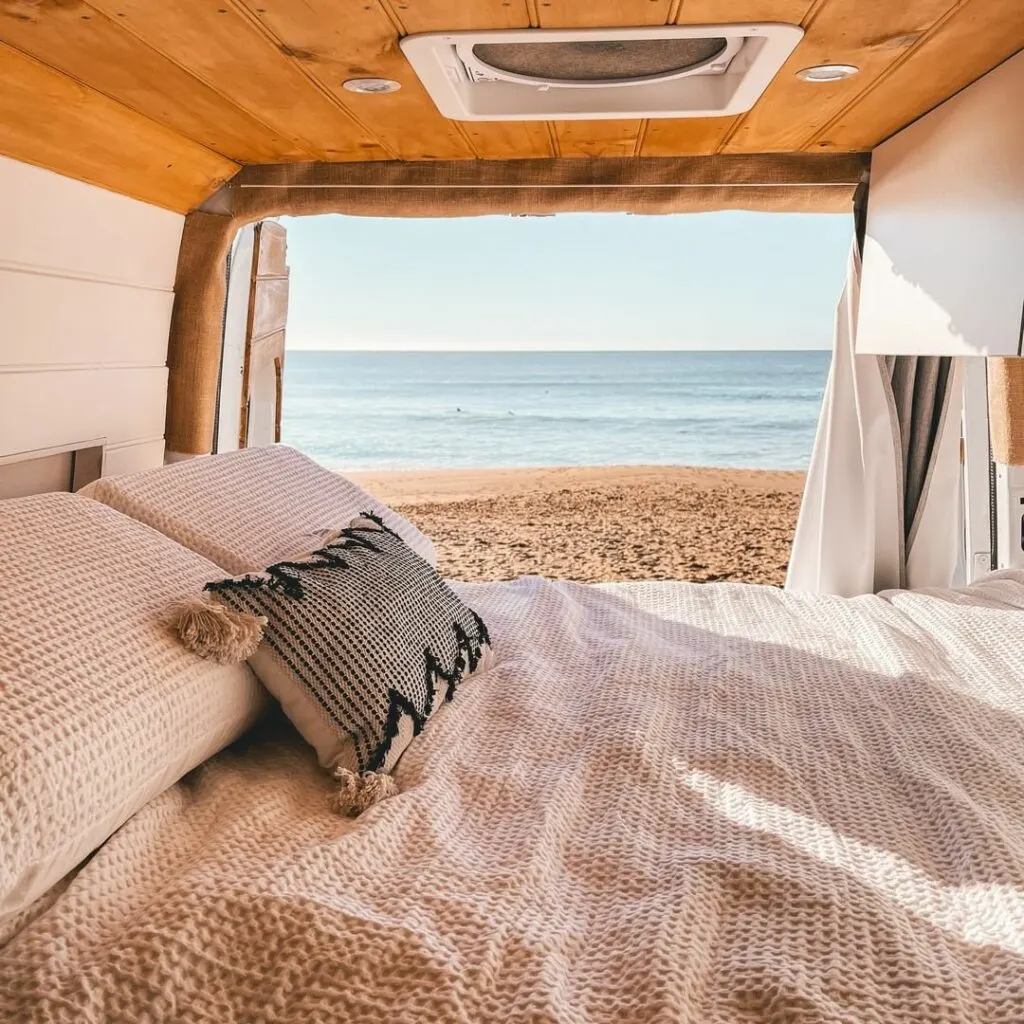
left=281, top=211, right=853, bottom=352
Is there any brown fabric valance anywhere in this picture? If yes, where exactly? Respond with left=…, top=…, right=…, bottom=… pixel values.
left=166, top=153, right=868, bottom=456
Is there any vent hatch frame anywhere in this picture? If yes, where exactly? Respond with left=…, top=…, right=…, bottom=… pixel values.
left=400, top=25, right=804, bottom=121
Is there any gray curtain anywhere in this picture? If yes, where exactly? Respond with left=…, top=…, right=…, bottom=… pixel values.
left=885, top=355, right=955, bottom=564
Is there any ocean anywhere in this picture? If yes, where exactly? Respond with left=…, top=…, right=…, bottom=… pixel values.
left=280, top=350, right=830, bottom=472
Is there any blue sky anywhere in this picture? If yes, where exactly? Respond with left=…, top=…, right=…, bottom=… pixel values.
left=281, top=211, right=852, bottom=351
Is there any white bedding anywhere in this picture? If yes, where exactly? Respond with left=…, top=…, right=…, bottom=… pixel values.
left=4, top=573, right=1024, bottom=1022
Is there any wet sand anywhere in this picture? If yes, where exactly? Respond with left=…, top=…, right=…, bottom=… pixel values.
left=350, top=466, right=804, bottom=586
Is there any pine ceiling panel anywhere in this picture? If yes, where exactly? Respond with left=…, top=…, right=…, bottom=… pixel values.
left=641, top=0, right=814, bottom=156
left=84, top=0, right=390, bottom=161
left=392, top=0, right=534, bottom=32
left=811, top=0, right=1024, bottom=150
left=0, top=42, right=237, bottom=211
left=234, top=0, right=476, bottom=161
left=0, top=0, right=294, bottom=162
left=671, top=0, right=812, bottom=17
left=1, top=0, right=1014, bottom=195
left=722, top=0, right=962, bottom=154
left=640, top=117, right=741, bottom=156
left=397, top=0, right=554, bottom=158
left=455, top=119, right=556, bottom=159
left=537, top=0, right=674, bottom=26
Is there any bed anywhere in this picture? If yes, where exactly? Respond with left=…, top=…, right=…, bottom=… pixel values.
left=3, top=448, right=1024, bottom=1022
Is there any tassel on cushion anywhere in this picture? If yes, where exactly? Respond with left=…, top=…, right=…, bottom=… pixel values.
left=329, top=766, right=399, bottom=817
left=172, top=595, right=266, bottom=663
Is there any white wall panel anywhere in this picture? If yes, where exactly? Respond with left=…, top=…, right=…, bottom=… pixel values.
left=104, top=438, right=167, bottom=477
left=0, top=157, right=184, bottom=481
left=858, top=52, right=1024, bottom=357
left=0, top=155, right=183, bottom=288
left=0, top=368, right=168, bottom=457
left=0, top=271, right=173, bottom=369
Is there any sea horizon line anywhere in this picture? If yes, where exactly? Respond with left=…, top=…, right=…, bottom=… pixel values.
left=284, top=347, right=832, bottom=355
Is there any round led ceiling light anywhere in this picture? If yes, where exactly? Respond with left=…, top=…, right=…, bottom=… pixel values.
left=343, top=78, right=402, bottom=94
left=796, top=63, right=860, bottom=82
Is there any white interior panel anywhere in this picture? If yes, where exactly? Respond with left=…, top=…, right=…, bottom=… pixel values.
left=857, top=51, right=1024, bottom=357
left=104, top=439, right=169, bottom=478
left=0, top=155, right=183, bottom=287
left=0, top=157, right=184, bottom=478
left=0, top=368, right=168, bottom=457
left=0, top=272, right=173, bottom=369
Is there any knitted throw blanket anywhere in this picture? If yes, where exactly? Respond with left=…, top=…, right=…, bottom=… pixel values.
left=4, top=574, right=1024, bottom=1022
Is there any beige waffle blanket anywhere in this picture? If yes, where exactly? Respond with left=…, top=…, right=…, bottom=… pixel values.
left=5, top=574, right=1024, bottom=1022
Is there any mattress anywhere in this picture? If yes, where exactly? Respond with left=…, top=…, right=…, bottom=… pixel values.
left=4, top=573, right=1024, bottom=1022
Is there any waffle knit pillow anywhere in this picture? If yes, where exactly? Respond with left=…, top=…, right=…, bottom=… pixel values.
left=1, top=493, right=264, bottom=920
left=175, top=513, right=492, bottom=815
left=80, top=444, right=437, bottom=574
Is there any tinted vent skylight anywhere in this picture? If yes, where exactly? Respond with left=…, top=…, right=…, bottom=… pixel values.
left=471, top=37, right=730, bottom=82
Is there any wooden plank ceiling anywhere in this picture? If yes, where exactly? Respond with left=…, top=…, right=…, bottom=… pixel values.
left=0, top=0, right=1020, bottom=212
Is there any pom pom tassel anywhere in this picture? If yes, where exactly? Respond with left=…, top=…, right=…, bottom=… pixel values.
left=329, top=767, right=399, bottom=817
left=171, top=596, right=266, bottom=663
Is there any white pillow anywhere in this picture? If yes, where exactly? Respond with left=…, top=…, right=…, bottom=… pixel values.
left=80, top=445, right=436, bottom=574
left=0, top=493, right=265, bottom=920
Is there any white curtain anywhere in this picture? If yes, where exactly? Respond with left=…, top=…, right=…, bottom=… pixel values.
left=786, top=242, right=964, bottom=596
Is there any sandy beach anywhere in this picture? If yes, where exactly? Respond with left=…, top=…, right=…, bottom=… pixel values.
left=350, top=466, right=805, bottom=586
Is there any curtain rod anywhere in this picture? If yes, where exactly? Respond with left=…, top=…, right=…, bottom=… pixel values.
left=237, top=181, right=859, bottom=189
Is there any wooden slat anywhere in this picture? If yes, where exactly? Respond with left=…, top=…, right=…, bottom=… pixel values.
left=548, top=120, right=647, bottom=157
left=85, top=0, right=390, bottom=161
left=0, top=42, right=236, bottom=211
left=643, top=0, right=813, bottom=155
left=811, top=0, right=1024, bottom=150
left=234, top=0, right=476, bottom=160
left=723, top=0, right=962, bottom=153
left=398, top=0, right=554, bottom=158
left=536, top=0, right=673, bottom=28
left=671, top=0, right=814, bottom=19
left=392, top=0, right=531, bottom=31
left=456, top=119, right=555, bottom=159
left=537, top=1, right=675, bottom=158
left=641, top=116, right=742, bottom=156
left=536, top=0, right=671, bottom=27
left=0, top=0, right=297, bottom=162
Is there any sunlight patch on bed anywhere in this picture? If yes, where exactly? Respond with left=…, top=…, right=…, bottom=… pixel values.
left=675, top=764, right=1024, bottom=953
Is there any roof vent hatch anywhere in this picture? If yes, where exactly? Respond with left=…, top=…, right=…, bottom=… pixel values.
left=400, top=25, right=803, bottom=120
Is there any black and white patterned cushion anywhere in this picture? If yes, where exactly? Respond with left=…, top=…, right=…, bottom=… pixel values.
left=206, top=513, right=492, bottom=774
